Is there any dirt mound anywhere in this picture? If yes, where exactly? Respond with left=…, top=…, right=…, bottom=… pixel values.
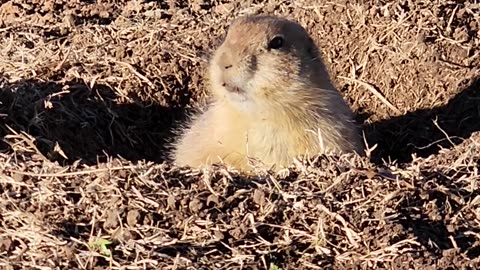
left=1, top=0, right=480, bottom=269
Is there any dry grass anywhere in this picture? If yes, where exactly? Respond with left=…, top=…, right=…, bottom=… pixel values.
left=1, top=0, right=480, bottom=269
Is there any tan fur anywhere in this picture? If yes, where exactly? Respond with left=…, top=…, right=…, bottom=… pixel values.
left=171, top=15, right=364, bottom=171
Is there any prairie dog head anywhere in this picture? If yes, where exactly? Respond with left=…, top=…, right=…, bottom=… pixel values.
left=209, top=15, right=332, bottom=113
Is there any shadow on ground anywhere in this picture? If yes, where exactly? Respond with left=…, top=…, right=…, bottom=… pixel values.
left=0, top=76, right=479, bottom=165
left=0, top=78, right=187, bottom=165
left=364, top=76, right=480, bottom=164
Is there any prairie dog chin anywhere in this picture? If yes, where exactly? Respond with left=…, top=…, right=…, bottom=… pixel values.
left=171, top=15, right=364, bottom=171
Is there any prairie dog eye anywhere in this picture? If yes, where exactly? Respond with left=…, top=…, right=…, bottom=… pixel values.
left=268, top=36, right=284, bottom=49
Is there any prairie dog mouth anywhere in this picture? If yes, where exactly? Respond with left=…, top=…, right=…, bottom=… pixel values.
left=222, top=82, right=245, bottom=94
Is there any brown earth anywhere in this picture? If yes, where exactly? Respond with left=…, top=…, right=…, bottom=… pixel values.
left=0, top=0, right=480, bottom=269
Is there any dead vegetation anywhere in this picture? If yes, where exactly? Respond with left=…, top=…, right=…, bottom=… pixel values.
left=1, top=0, right=480, bottom=269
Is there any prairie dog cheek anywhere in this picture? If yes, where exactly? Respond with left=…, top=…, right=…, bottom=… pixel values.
left=209, top=64, right=227, bottom=98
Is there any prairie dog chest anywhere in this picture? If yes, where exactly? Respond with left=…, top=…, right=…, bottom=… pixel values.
left=211, top=102, right=315, bottom=163
left=247, top=116, right=313, bottom=161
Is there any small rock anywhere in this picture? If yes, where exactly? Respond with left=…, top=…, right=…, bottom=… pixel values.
left=167, top=194, right=177, bottom=210
left=189, top=198, right=203, bottom=213
left=214, top=230, right=224, bottom=240
left=253, top=189, right=265, bottom=206
left=103, top=209, right=119, bottom=229
left=207, top=194, right=219, bottom=206
left=126, top=209, right=140, bottom=227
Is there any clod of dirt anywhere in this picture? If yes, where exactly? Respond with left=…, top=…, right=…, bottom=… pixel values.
left=126, top=209, right=140, bottom=227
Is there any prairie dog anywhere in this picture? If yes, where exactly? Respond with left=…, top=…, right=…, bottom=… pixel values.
left=172, top=15, right=364, bottom=171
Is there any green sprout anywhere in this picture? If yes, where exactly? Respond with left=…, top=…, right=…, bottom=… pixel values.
left=89, top=237, right=112, bottom=256
left=269, top=263, right=282, bottom=270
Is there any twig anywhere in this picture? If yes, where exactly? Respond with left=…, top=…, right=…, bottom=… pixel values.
left=446, top=5, right=459, bottom=33
left=4, top=126, right=53, bottom=165
left=5, top=165, right=141, bottom=177
left=108, top=58, right=155, bottom=88
left=339, top=76, right=401, bottom=114
left=317, top=203, right=361, bottom=248
left=432, top=117, right=456, bottom=147
left=53, top=46, right=72, bottom=71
